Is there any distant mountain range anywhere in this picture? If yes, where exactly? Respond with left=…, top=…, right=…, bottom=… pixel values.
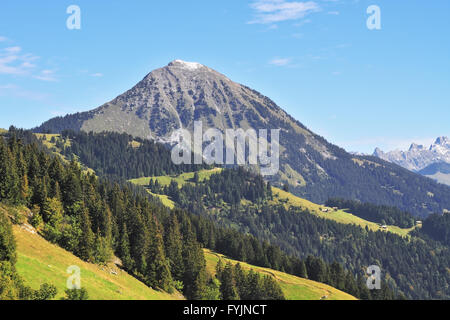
left=374, top=137, right=450, bottom=185
left=33, top=60, right=450, bottom=217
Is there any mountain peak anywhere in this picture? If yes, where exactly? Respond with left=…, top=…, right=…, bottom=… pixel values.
left=168, top=59, right=205, bottom=71
left=373, top=147, right=384, bottom=156
left=374, top=136, right=450, bottom=173
left=409, top=143, right=425, bottom=151
left=434, top=136, right=450, bottom=146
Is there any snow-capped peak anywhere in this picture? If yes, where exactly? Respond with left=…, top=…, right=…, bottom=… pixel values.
left=433, top=136, right=450, bottom=147
left=373, top=136, right=450, bottom=172
left=409, top=143, right=425, bottom=151
left=169, top=59, right=204, bottom=71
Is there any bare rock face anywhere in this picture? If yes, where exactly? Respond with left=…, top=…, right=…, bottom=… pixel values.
left=35, top=60, right=335, bottom=177
left=78, top=59, right=337, bottom=184
left=81, top=60, right=321, bottom=147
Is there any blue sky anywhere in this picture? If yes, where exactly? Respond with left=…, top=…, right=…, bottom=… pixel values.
left=0, top=0, right=449, bottom=153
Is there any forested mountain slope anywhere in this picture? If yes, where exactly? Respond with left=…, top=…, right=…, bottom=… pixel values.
left=7, top=207, right=180, bottom=300
left=131, top=167, right=450, bottom=299
left=1, top=128, right=363, bottom=300
left=27, top=129, right=449, bottom=299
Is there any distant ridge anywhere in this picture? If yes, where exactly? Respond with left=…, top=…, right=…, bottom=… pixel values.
left=374, top=136, right=450, bottom=172
left=374, top=137, right=450, bottom=186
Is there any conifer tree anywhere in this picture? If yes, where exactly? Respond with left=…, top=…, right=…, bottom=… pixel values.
left=146, top=218, right=172, bottom=291
left=165, top=215, right=185, bottom=282
left=182, top=229, right=208, bottom=300
left=219, top=262, right=239, bottom=300
left=62, top=169, right=82, bottom=208
left=118, top=223, right=133, bottom=271
left=78, top=206, right=95, bottom=262
left=261, top=275, right=284, bottom=300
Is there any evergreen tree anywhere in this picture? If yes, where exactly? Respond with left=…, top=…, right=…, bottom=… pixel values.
left=78, top=205, right=95, bottom=261
left=182, top=229, right=208, bottom=300
left=146, top=218, right=172, bottom=292
left=219, top=262, right=239, bottom=300
left=164, top=215, right=185, bottom=282
left=118, top=223, right=133, bottom=270
left=261, top=275, right=284, bottom=300
left=63, top=288, right=89, bottom=300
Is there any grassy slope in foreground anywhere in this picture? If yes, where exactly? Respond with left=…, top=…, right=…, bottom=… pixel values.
left=12, top=223, right=181, bottom=300
left=271, top=187, right=415, bottom=237
left=204, top=249, right=356, bottom=300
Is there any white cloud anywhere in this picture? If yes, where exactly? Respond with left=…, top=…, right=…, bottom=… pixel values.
left=20, top=61, right=35, bottom=68
left=0, top=55, right=24, bottom=75
left=327, top=11, right=339, bottom=15
left=0, top=36, right=8, bottom=42
left=293, top=18, right=312, bottom=27
left=0, top=44, right=57, bottom=81
left=0, top=46, right=40, bottom=76
left=90, top=73, right=103, bottom=77
left=34, top=69, right=57, bottom=82
left=249, top=0, right=320, bottom=24
left=0, top=83, right=48, bottom=100
left=269, top=57, right=292, bottom=66
left=4, top=46, right=21, bottom=54
left=0, top=84, right=16, bottom=90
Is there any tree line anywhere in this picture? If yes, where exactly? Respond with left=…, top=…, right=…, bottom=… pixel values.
left=60, top=130, right=208, bottom=179
left=325, top=198, right=415, bottom=228
left=413, top=213, right=450, bottom=246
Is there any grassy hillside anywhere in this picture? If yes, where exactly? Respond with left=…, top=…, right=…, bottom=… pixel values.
left=147, top=190, right=175, bottom=209
left=12, top=222, right=182, bottom=300
left=33, top=133, right=95, bottom=174
left=270, top=187, right=415, bottom=237
left=204, top=249, right=356, bottom=300
left=34, top=133, right=71, bottom=151
left=130, top=168, right=222, bottom=208
left=130, top=169, right=415, bottom=237
left=6, top=203, right=353, bottom=301
left=130, top=168, right=222, bottom=187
